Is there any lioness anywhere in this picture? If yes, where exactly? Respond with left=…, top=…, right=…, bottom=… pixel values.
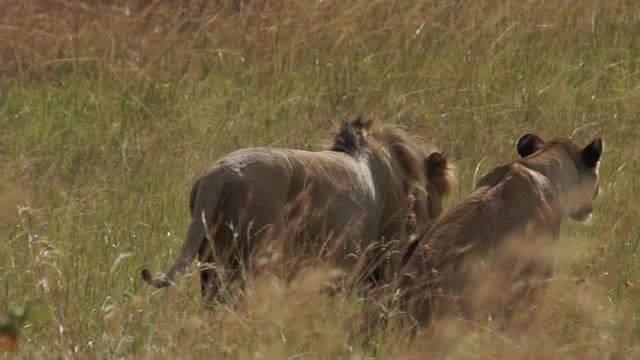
left=396, top=133, right=603, bottom=333
left=142, top=116, right=453, bottom=300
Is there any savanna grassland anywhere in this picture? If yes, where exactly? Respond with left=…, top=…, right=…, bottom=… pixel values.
left=1, top=1, right=640, bottom=358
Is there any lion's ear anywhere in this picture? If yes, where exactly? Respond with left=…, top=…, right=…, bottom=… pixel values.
left=425, top=152, right=447, bottom=174
left=424, top=152, right=453, bottom=195
left=582, top=137, right=603, bottom=168
left=516, top=133, right=545, bottom=158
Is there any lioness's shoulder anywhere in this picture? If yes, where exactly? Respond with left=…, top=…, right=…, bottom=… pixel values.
left=475, top=164, right=512, bottom=189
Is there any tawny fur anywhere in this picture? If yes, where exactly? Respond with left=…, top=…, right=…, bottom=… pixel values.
left=142, top=116, right=454, bottom=300
left=395, top=134, right=603, bottom=334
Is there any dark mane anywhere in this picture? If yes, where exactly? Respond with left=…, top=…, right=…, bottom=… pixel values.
left=330, top=115, right=372, bottom=156
left=330, top=115, right=453, bottom=205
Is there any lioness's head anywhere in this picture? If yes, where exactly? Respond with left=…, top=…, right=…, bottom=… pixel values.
left=516, top=133, right=603, bottom=222
left=331, top=116, right=454, bottom=226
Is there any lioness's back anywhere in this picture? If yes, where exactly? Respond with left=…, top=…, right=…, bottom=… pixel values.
left=408, top=163, right=560, bottom=268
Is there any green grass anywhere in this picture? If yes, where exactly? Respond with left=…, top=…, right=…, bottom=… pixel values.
left=1, top=1, right=640, bottom=358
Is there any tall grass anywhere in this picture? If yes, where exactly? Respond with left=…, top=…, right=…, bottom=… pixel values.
left=1, top=0, right=640, bottom=358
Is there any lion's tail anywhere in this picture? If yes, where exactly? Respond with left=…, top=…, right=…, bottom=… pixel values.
left=141, top=176, right=220, bottom=288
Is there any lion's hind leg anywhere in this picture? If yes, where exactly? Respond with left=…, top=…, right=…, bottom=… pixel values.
left=199, top=262, right=220, bottom=306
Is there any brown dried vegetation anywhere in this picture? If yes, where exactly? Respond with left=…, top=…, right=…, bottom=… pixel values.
left=2, top=0, right=640, bottom=358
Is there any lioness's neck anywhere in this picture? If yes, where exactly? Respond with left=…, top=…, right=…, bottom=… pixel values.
left=520, top=147, right=578, bottom=196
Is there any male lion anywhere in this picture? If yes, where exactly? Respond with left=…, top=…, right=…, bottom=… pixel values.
left=142, top=116, right=453, bottom=300
left=395, top=133, right=603, bottom=334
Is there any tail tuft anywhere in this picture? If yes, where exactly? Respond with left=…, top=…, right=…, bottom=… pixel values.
left=141, top=267, right=171, bottom=288
left=141, top=267, right=153, bottom=283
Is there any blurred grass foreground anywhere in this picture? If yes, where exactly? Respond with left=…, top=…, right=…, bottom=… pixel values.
left=1, top=0, right=640, bottom=358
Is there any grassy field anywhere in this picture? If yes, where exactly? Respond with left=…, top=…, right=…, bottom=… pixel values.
left=1, top=0, right=640, bottom=358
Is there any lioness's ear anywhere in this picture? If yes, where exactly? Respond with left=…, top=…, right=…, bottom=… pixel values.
left=516, top=133, right=545, bottom=158
left=582, top=137, right=603, bottom=168
left=424, top=152, right=452, bottom=195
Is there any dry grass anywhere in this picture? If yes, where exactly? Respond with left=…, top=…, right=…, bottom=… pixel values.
left=2, top=0, right=640, bottom=358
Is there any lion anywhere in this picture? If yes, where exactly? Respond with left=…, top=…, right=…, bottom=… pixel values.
left=394, top=133, right=603, bottom=334
left=141, top=116, right=454, bottom=300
